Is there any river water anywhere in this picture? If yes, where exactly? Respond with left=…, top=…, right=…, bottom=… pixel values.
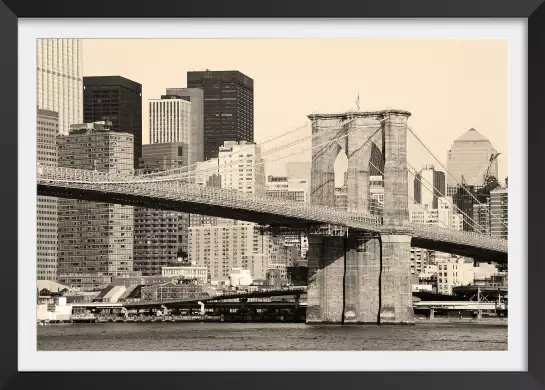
left=37, top=322, right=507, bottom=351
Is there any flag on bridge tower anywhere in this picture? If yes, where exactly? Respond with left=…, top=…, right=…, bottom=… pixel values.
left=355, top=93, right=360, bottom=111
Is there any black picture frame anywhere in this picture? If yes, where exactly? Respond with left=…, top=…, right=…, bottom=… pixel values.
left=0, top=0, right=540, bottom=389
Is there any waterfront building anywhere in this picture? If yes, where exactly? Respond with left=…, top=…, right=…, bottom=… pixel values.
left=266, top=175, right=309, bottom=203
left=37, top=109, right=59, bottom=281
left=57, top=274, right=112, bottom=292
left=187, top=70, right=254, bottom=160
left=446, top=128, right=498, bottom=196
left=57, top=121, right=134, bottom=288
left=141, top=279, right=202, bottom=302
left=165, top=88, right=205, bottom=165
left=83, top=76, right=142, bottom=168
left=37, top=38, right=83, bottom=136
left=134, top=143, right=190, bottom=275
left=161, top=265, right=209, bottom=285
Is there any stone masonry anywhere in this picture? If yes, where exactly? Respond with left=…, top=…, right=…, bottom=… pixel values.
left=307, top=110, right=414, bottom=324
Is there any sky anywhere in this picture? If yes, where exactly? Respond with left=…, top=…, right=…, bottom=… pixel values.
left=82, top=39, right=508, bottom=184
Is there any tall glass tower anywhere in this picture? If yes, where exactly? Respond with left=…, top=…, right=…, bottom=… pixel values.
left=36, top=38, right=83, bottom=135
left=446, top=128, right=498, bottom=195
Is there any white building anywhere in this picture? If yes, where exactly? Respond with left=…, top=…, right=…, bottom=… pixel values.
left=190, top=221, right=271, bottom=280
left=228, top=268, right=253, bottom=287
left=447, top=128, right=499, bottom=195
left=218, top=141, right=265, bottom=195
left=413, top=164, right=446, bottom=209
left=161, top=265, right=208, bottom=285
left=37, top=38, right=83, bottom=136
left=409, top=197, right=463, bottom=231
left=490, top=186, right=508, bottom=239
left=436, top=255, right=475, bottom=295
left=473, top=262, right=499, bottom=280
left=149, top=96, right=192, bottom=155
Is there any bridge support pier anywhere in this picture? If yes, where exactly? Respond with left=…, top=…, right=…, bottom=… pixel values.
left=379, top=234, right=414, bottom=324
left=306, top=233, right=413, bottom=325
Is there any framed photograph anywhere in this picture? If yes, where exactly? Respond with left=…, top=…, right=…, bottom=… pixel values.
left=0, top=0, right=541, bottom=388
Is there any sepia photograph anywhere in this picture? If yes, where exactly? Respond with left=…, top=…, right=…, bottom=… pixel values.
left=35, top=37, right=509, bottom=352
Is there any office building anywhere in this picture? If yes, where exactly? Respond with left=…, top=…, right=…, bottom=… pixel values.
left=189, top=221, right=271, bottom=280
left=57, top=121, right=134, bottom=289
left=37, top=109, right=59, bottom=281
left=165, top=88, right=205, bottom=165
left=187, top=70, right=254, bottom=160
left=490, top=186, right=508, bottom=239
left=134, top=143, right=190, bottom=275
left=446, top=128, right=498, bottom=196
left=37, top=38, right=83, bottom=136
left=149, top=96, right=191, bottom=146
left=83, top=76, right=142, bottom=168
left=413, top=164, right=446, bottom=209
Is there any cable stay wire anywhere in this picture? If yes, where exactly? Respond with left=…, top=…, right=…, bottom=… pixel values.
left=406, top=161, right=487, bottom=234
left=141, top=121, right=312, bottom=178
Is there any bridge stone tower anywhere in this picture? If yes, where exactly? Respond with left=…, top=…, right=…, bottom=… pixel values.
left=306, top=109, right=414, bottom=324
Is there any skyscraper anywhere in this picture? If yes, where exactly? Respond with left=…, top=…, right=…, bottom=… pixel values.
left=36, top=109, right=59, bottom=281
left=36, top=38, right=83, bottom=136
left=413, top=164, right=446, bottom=209
left=149, top=96, right=192, bottom=146
left=165, top=88, right=205, bottom=166
left=187, top=70, right=254, bottom=160
left=83, top=76, right=142, bottom=168
left=446, top=128, right=498, bottom=195
left=36, top=38, right=82, bottom=282
left=57, top=122, right=134, bottom=290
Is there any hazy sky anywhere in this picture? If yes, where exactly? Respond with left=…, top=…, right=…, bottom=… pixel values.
left=82, top=39, right=508, bottom=183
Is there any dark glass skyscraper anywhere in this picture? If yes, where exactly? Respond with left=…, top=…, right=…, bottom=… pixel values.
left=187, top=70, right=254, bottom=160
left=83, top=76, right=142, bottom=168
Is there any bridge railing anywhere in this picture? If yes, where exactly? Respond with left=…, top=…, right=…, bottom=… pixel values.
left=37, top=167, right=507, bottom=253
left=410, top=222, right=508, bottom=252
left=37, top=167, right=382, bottom=229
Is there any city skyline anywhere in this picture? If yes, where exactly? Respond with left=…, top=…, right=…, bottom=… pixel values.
left=81, top=38, right=508, bottom=180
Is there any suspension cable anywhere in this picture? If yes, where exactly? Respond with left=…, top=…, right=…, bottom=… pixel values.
left=406, top=126, right=508, bottom=228
left=406, top=161, right=487, bottom=233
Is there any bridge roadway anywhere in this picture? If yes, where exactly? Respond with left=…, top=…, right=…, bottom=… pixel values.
left=37, top=167, right=508, bottom=262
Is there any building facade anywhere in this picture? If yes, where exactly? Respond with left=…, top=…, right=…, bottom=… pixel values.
left=161, top=265, right=208, bottom=285
left=490, top=186, right=508, bottom=239
left=189, top=221, right=270, bottom=280
left=446, top=128, right=498, bottom=196
left=57, top=122, right=134, bottom=287
left=165, top=88, right=205, bottom=165
left=83, top=76, right=142, bottom=168
left=413, top=164, right=446, bottom=209
left=134, top=143, right=190, bottom=275
left=187, top=70, right=254, bottom=160
left=37, top=38, right=83, bottom=136
left=148, top=95, right=192, bottom=156
left=37, top=109, right=59, bottom=280
left=436, top=256, right=475, bottom=295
